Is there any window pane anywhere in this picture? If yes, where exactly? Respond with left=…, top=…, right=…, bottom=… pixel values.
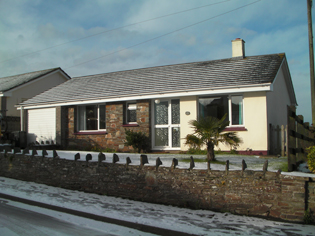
left=86, top=105, right=97, bottom=130
left=127, top=110, right=137, bottom=122
left=78, top=106, right=85, bottom=130
left=99, top=105, right=106, bottom=129
left=155, top=128, right=168, bottom=146
left=171, top=99, right=180, bottom=124
left=199, top=96, right=228, bottom=121
left=172, top=127, right=180, bottom=147
left=231, top=96, right=243, bottom=125
left=155, top=101, right=168, bottom=125
left=127, top=103, right=137, bottom=123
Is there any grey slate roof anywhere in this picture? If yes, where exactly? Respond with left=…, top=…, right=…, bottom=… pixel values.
left=20, top=53, right=286, bottom=106
left=0, top=68, right=64, bottom=93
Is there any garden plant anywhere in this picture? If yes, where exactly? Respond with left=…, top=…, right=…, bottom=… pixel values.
left=186, top=114, right=241, bottom=170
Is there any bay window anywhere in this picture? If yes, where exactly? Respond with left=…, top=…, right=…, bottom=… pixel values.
left=78, top=104, right=106, bottom=131
left=198, top=95, right=243, bottom=126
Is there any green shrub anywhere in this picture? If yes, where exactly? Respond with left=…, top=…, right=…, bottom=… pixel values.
left=91, top=146, right=115, bottom=153
left=181, top=157, right=206, bottom=163
left=307, top=146, right=315, bottom=173
left=186, top=147, right=207, bottom=155
left=278, top=162, right=288, bottom=172
left=229, top=148, right=238, bottom=155
left=304, top=209, right=314, bottom=224
left=124, top=129, right=150, bottom=153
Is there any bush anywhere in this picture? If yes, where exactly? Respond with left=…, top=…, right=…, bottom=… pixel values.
left=91, top=146, right=115, bottom=153
left=307, top=146, right=315, bottom=173
left=304, top=209, right=314, bottom=224
left=186, top=147, right=207, bottom=155
left=229, top=148, right=238, bottom=155
left=124, top=129, right=150, bottom=153
left=184, top=134, right=203, bottom=149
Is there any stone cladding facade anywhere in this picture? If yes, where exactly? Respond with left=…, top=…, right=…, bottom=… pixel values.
left=57, top=100, right=151, bottom=151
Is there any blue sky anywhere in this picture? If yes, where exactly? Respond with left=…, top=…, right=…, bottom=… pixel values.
left=0, top=0, right=313, bottom=123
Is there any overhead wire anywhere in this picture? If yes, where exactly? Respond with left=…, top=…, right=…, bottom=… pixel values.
left=0, top=0, right=230, bottom=64
left=65, top=0, right=261, bottom=70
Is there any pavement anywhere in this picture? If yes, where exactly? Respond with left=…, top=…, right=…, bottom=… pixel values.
left=0, top=192, right=189, bottom=236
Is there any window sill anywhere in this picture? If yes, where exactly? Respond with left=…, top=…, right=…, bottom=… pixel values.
left=122, top=124, right=139, bottom=127
left=74, top=131, right=108, bottom=135
left=223, top=127, right=247, bottom=132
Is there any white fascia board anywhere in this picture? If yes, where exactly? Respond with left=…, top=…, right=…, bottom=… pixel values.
left=269, top=58, right=284, bottom=92
left=18, top=84, right=272, bottom=110
left=0, top=91, right=12, bottom=97
left=58, top=70, right=71, bottom=80
left=6, top=69, right=66, bottom=94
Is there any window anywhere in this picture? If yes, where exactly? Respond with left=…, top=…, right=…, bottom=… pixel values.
left=78, top=104, right=106, bottom=131
left=126, top=103, right=137, bottom=124
left=231, top=96, right=243, bottom=125
left=198, top=95, right=243, bottom=126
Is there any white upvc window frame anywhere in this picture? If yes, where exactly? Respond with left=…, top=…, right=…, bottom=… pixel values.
left=198, top=94, right=244, bottom=127
left=126, top=102, right=137, bottom=124
left=77, top=104, right=106, bottom=131
left=151, top=98, right=181, bottom=151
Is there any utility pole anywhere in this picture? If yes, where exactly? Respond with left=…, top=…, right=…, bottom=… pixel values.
left=308, top=0, right=315, bottom=125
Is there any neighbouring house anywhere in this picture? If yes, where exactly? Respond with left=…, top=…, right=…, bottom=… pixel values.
left=18, top=39, right=297, bottom=154
left=0, top=67, right=71, bottom=143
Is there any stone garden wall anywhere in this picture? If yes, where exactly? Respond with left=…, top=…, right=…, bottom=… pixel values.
left=0, top=151, right=314, bottom=223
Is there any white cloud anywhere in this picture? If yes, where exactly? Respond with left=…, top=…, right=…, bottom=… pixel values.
left=0, top=0, right=313, bottom=122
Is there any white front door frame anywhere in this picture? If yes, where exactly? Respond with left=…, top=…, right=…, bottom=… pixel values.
left=151, top=98, right=180, bottom=151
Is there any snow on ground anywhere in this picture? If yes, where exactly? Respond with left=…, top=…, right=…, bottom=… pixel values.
left=1, top=150, right=315, bottom=235
left=0, top=177, right=315, bottom=235
left=11, top=149, right=292, bottom=171
left=13, top=149, right=314, bottom=176
left=1, top=196, right=156, bottom=236
left=0, top=146, right=300, bottom=171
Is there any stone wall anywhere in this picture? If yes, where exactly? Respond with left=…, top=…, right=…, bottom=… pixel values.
left=0, top=152, right=314, bottom=223
left=62, top=100, right=150, bottom=152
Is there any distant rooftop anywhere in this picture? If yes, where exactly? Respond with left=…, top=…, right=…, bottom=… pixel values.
left=0, top=67, right=67, bottom=93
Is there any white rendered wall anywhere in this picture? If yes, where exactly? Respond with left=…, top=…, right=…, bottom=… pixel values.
left=180, top=96, right=197, bottom=150
left=216, top=92, right=268, bottom=152
left=179, top=93, right=269, bottom=152
left=266, top=66, right=292, bottom=127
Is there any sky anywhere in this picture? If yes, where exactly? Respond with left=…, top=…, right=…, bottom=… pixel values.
left=0, top=0, right=313, bottom=123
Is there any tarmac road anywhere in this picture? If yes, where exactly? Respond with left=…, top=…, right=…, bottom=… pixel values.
left=0, top=198, right=116, bottom=236
left=0, top=194, right=194, bottom=236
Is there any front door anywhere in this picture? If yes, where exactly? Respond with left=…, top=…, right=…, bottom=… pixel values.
left=152, top=99, right=180, bottom=150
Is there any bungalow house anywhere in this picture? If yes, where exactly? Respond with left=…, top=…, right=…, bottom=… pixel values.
left=18, top=39, right=297, bottom=154
left=0, top=68, right=71, bottom=135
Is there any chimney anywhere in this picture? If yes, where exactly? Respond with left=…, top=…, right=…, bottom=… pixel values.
left=232, top=38, right=245, bottom=58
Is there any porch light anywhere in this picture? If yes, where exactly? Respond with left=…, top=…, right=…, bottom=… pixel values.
left=155, top=99, right=160, bottom=104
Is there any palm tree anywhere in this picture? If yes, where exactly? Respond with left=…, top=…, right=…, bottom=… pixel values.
left=187, top=114, right=241, bottom=170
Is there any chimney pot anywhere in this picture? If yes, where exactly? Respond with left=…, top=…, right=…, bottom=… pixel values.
left=232, top=38, right=245, bottom=58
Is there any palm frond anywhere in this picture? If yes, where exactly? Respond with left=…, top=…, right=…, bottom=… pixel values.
left=188, top=113, right=241, bottom=148
left=221, top=132, right=242, bottom=146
